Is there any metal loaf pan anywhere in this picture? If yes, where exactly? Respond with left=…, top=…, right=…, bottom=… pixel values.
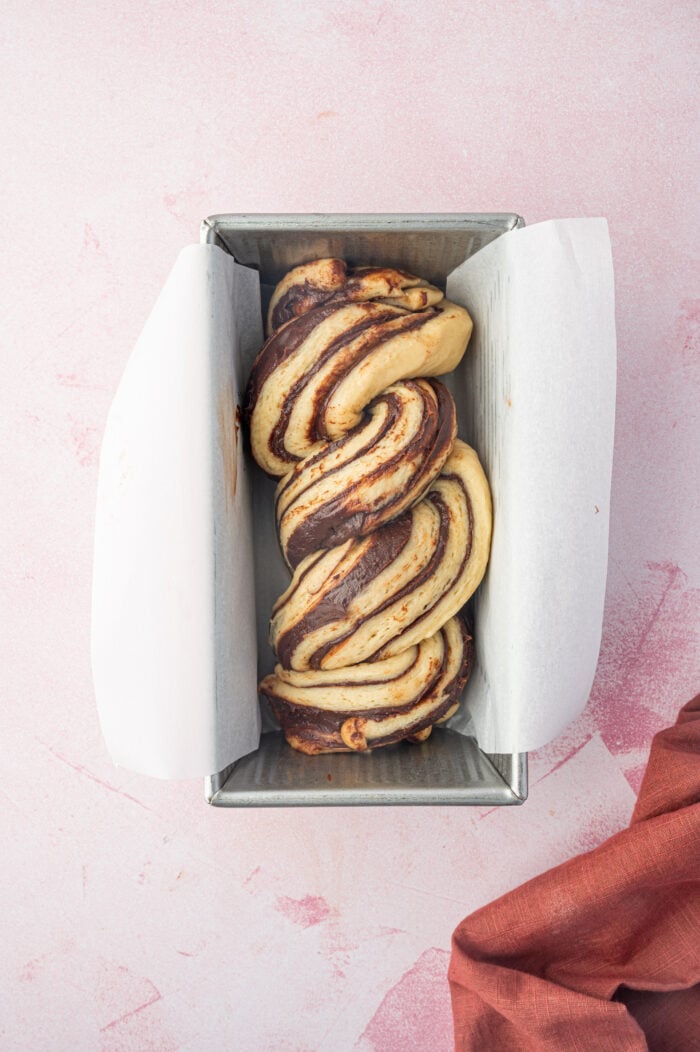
left=201, top=213, right=527, bottom=807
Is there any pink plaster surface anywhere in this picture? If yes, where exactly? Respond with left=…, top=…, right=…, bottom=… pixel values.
left=2, top=2, right=698, bottom=1048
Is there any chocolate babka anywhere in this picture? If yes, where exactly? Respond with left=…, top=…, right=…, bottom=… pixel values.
left=244, top=259, right=492, bottom=755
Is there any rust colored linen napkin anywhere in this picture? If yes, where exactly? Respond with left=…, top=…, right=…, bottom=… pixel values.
left=449, top=696, right=700, bottom=1051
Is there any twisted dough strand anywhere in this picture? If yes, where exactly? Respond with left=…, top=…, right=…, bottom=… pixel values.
left=270, top=438, right=491, bottom=672
left=246, top=263, right=472, bottom=476
left=275, top=377, right=457, bottom=569
left=262, top=615, right=472, bottom=755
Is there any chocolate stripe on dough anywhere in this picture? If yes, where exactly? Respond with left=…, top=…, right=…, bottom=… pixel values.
left=269, top=635, right=430, bottom=715
left=269, top=440, right=491, bottom=672
left=274, top=514, right=413, bottom=669
left=275, top=644, right=423, bottom=692
left=245, top=301, right=347, bottom=422
left=374, top=444, right=491, bottom=661
left=267, top=261, right=429, bottom=335
left=270, top=282, right=341, bottom=334
left=267, top=307, right=406, bottom=465
left=310, top=311, right=437, bottom=443
left=262, top=618, right=472, bottom=754
left=267, top=259, right=348, bottom=335
left=304, top=496, right=451, bottom=670
left=279, top=380, right=456, bottom=567
left=275, top=375, right=442, bottom=511
left=274, top=389, right=404, bottom=546
left=374, top=481, right=473, bottom=656
left=273, top=496, right=446, bottom=671
left=273, top=391, right=402, bottom=520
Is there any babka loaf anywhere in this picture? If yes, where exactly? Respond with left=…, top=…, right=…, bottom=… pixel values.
left=244, top=259, right=492, bottom=754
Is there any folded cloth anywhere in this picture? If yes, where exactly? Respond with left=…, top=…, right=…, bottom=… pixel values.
left=449, top=696, right=700, bottom=1051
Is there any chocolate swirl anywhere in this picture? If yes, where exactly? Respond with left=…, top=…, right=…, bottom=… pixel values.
left=267, top=259, right=445, bottom=336
left=275, top=378, right=457, bottom=568
left=261, top=616, right=473, bottom=755
left=270, top=440, right=491, bottom=671
left=244, top=258, right=492, bottom=754
left=245, top=262, right=472, bottom=477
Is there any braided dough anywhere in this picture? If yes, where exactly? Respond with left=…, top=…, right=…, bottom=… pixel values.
left=245, top=259, right=492, bottom=754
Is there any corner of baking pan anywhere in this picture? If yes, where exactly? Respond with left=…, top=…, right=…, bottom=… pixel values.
left=200, top=217, right=229, bottom=249
left=484, top=752, right=528, bottom=802
left=204, top=761, right=237, bottom=804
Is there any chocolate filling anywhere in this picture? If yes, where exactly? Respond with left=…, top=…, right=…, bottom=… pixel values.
left=244, top=300, right=352, bottom=425
left=274, top=514, right=413, bottom=669
left=273, top=644, right=422, bottom=693
left=267, top=306, right=404, bottom=465
left=268, top=261, right=419, bottom=333
left=381, top=479, right=473, bottom=652
left=311, top=310, right=437, bottom=443
left=275, top=377, right=433, bottom=516
left=264, top=621, right=473, bottom=753
left=305, top=491, right=453, bottom=669
left=269, top=263, right=347, bottom=332
left=270, top=547, right=328, bottom=619
left=273, top=396, right=400, bottom=529
left=283, top=381, right=456, bottom=567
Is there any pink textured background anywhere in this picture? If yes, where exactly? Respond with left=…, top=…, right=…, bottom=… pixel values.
left=2, top=2, right=698, bottom=1049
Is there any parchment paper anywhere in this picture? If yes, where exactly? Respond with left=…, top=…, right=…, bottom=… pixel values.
left=445, top=219, right=616, bottom=752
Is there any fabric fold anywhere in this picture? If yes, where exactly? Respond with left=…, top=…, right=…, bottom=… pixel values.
left=449, top=695, right=700, bottom=1051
